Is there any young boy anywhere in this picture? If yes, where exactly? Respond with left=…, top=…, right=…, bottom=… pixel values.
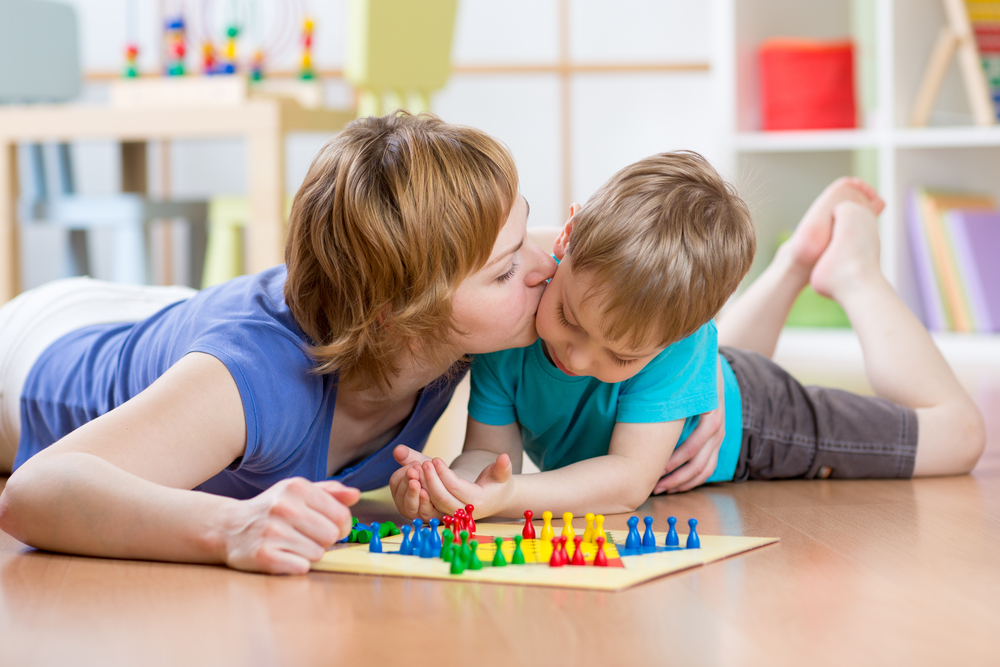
left=390, top=152, right=986, bottom=519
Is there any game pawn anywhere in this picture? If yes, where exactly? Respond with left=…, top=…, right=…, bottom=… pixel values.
left=492, top=537, right=507, bottom=567
left=453, top=508, right=467, bottom=535
left=626, top=516, right=642, bottom=549
left=686, top=519, right=701, bottom=549
left=419, top=527, right=436, bottom=558
left=570, top=536, right=585, bottom=566
left=468, top=540, right=483, bottom=570
left=428, top=518, right=442, bottom=550
left=595, top=514, right=607, bottom=544
left=642, top=516, right=656, bottom=548
left=665, top=516, right=679, bottom=547
left=465, top=504, right=476, bottom=534
left=440, top=529, right=454, bottom=562
left=594, top=536, right=609, bottom=566
left=548, top=536, right=564, bottom=567
left=561, top=512, right=575, bottom=540
left=559, top=536, right=570, bottom=564
left=511, top=535, right=526, bottom=565
left=522, top=510, right=536, bottom=539
left=399, top=524, right=413, bottom=555
left=582, top=513, right=596, bottom=543
left=540, top=510, right=554, bottom=542
left=411, top=518, right=424, bottom=552
left=369, top=522, right=383, bottom=553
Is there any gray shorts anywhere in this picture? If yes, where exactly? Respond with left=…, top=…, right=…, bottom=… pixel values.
left=720, top=346, right=918, bottom=481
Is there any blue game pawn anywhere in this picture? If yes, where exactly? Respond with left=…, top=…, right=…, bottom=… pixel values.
left=625, top=516, right=642, bottom=549
left=369, top=521, right=383, bottom=553
left=419, top=528, right=436, bottom=558
left=665, top=516, right=679, bottom=547
left=410, top=519, right=423, bottom=552
left=429, top=518, right=442, bottom=550
left=642, top=516, right=656, bottom=548
left=399, top=524, right=413, bottom=555
left=686, top=518, right=700, bottom=549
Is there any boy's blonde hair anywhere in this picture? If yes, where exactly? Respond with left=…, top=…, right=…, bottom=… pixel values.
left=569, top=151, right=756, bottom=349
left=284, top=113, right=518, bottom=391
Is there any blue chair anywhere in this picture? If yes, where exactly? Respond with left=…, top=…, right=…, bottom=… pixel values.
left=2, top=0, right=208, bottom=287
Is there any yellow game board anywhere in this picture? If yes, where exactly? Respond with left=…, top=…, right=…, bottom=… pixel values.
left=311, top=521, right=778, bottom=591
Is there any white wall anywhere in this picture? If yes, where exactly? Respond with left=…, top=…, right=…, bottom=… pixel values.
left=21, top=0, right=721, bottom=287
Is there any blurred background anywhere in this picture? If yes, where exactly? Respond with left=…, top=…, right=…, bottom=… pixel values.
left=12, top=0, right=720, bottom=289
left=3, top=0, right=1000, bottom=445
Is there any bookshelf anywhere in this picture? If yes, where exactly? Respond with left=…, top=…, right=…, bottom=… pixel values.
left=713, top=0, right=1000, bottom=380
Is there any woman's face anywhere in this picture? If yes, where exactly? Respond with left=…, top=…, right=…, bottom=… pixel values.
left=450, top=196, right=557, bottom=354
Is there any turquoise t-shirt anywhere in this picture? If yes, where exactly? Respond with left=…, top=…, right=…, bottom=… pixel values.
left=468, top=320, right=742, bottom=483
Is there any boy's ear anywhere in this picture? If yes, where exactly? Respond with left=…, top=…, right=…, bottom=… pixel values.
left=553, top=203, right=581, bottom=261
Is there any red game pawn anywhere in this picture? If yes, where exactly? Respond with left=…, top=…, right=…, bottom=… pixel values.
left=559, top=536, right=570, bottom=565
left=570, top=535, right=585, bottom=565
left=594, top=536, right=608, bottom=567
left=465, top=504, right=476, bottom=534
left=548, top=536, right=564, bottom=567
left=522, top=510, right=536, bottom=539
left=454, top=508, right=466, bottom=534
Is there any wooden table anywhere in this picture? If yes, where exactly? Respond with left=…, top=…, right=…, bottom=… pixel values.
left=1, top=432, right=998, bottom=666
left=0, top=98, right=355, bottom=301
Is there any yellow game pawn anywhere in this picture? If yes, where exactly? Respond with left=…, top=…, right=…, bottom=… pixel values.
left=583, top=513, right=596, bottom=543
left=595, top=514, right=606, bottom=544
left=561, top=512, right=575, bottom=540
left=540, top=510, right=554, bottom=542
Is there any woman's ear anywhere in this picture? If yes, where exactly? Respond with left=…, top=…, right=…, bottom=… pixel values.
left=553, top=203, right=581, bottom=260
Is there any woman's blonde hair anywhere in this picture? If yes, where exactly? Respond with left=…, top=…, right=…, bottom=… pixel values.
left=284, top=113, right=518, bottom=391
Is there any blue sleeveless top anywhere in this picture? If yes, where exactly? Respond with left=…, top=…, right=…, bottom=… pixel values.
left=14, top=266, right=464, bottom=499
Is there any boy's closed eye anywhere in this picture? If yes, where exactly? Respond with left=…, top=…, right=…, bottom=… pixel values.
left=556, top=302, right=638, bottom=367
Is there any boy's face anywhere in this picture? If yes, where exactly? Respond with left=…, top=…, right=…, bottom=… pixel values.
left=536, top=252, right=665, bottom=384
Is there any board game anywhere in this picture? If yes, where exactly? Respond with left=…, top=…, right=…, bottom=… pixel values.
left=311, top=511, right=778, bottom=591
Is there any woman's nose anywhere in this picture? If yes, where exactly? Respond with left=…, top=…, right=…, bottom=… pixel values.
left=525, top=242, right=557, bottom=285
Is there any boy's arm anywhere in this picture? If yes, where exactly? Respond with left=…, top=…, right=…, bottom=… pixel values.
left=389, top=417, right=523, bottom=520
left=421, top=418, right=685, bottom=518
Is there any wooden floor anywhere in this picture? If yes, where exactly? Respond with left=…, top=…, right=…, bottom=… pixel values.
left=1, top=399, right=998, bottom=665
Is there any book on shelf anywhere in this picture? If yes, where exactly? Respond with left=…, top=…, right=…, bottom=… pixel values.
left=944, top=209, right=1000, bottom=332
left=907, top=187, right=1000, bottom=333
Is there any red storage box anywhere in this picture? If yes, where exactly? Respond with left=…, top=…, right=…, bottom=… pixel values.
left=759, top=38, right=857, bottom=131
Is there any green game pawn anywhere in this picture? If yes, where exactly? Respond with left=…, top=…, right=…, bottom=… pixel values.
left=468, top=540, right=483, bottom=570
left=449, top=548, right=466, bottom=575
left=379, top=521, right=399, bottom=538
left=459, top=530, right=469, bottom=549
left=511, top=534, right=526, bottom=565
left=441, top=529, right=455, bottom=563
left=357, top=530, right=371, bottom=544
left=492, top=537, right=507, bottom=567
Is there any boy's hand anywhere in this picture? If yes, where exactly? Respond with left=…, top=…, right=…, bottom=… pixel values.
left=654, top=360, right=726, bottom=494
left=654, top=405, right=723, bottom=494
left=420, top=454, right=515, bottom=519
left=389, top=445, right=441, bottom=520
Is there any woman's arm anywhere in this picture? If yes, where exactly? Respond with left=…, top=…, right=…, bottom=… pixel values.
left=0, top=352, right=358, bottom=574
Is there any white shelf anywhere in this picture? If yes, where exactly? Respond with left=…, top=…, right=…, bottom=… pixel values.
left=893, top=125, right=1000, bottom=149
left=735, top=129, right=880, bottom=153
left=735, top=126, right=1000, bottom=152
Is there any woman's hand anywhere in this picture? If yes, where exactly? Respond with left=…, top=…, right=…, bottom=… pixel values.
left=223, top=478, right=360, bottom=574
left=418, top=454, right=515, bottom=519
left=653, top=360, right=726, bottom=494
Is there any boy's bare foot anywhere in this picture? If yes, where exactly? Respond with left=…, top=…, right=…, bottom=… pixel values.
left=810, top=201, right=884, bottom=302
left=787, top=177, right=885, bottom=274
